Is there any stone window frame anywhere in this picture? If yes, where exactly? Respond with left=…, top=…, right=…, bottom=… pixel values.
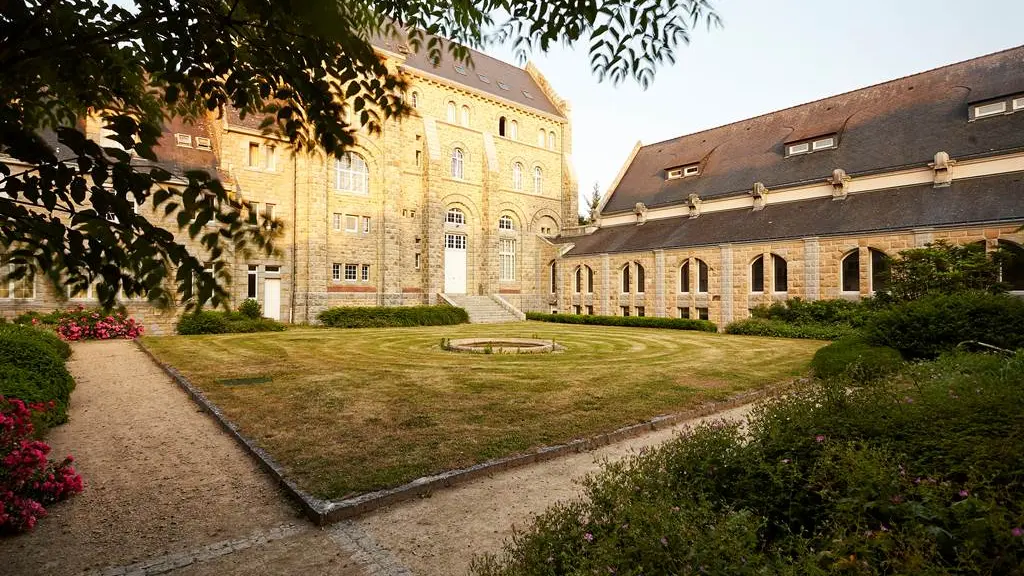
left=445, top=207, right=465, bottom=226
left=498, top=215, right=515, bottom=231
left=620, top=263, right=631, bottom=294
left=331, top=263, right=342, bottom=282
left=750, top=255, right=766, bottom=294
left=679, top=261, right=690, bottom=293
left=772, top=254, right=789, bottom=293
left=498, top=238, right=517, bottom=282
left=335, top=152, right=369, bottom=195
left=344, top=263, right=358, bottom=282
left=533, top=166, right=543, bottom=195
left=696, top=258, right=709, bottom=294
left=446, top=101, right=457, bottom=123
left=511, top=162, right=523, bottom=191
left=451, top=148, right=465, bottom=180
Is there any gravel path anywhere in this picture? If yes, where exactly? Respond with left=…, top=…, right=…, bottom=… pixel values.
left=0, top=339, right=755, bottom=576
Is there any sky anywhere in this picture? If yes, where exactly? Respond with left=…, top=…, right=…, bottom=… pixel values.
left=482, top=0, right=1024, bottom=215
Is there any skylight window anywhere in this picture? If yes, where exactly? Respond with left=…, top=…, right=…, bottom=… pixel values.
left=174, top=133, right=192, bottom=147
left=497, top=81, right=510, bottom=91
left=974, top=101, right=1007, bottom=118
left=522, top=91, right=535, bottom=100
left=453, top=64, right=467, bottom=75
left=666, top=163, right=700, bottom=180
left=478, top=74, right=490, bottom=84
left=786, top=135, right=836, bottom=157
left=1014, top=97, right=1024, bottom=111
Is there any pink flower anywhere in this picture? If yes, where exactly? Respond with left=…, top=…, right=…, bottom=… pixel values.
left=959, top=489, right=969, bottom=498
left=815, top=435, right=825, bottom=443
left=584, top=532, right=593, bottom=542
left=1014, top=527, right=1023, bottom=538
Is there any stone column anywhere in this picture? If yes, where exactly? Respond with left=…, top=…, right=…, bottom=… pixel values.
left=719, top=244, right=733, bottom=326
left=654, top=250, right=666, bottom=317
left=803, top=237, right=820, bottom=301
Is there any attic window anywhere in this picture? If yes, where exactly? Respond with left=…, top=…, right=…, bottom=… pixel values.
left=174, top=133, right=192, bottom=148
left=453, top=64, right=467, bottom=75
left=497, top=81, right=510, bottom=91
left=667, top=163, right=700, bottom=180
left=478, top=74, right=490, bottom=84
left=195, top=137, right=212, bottom=151
left=973, top=101, right=1007, bottom=119
left=1014, top=97, right=1024, bottom=111
left=522, top=91, right=535, bottom=100
left=786, top=135, right=836, bottom=157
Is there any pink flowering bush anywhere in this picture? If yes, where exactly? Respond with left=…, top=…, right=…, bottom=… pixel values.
left=53, top=307, right=144, bottom=341
left=0, top=397, right=83, bottom=533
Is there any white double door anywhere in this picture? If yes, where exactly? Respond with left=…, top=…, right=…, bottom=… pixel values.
left=444, top=233, right=467, bottom=294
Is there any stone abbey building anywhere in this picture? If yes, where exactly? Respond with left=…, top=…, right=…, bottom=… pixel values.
left=2, top=44, right=1023, bottom=332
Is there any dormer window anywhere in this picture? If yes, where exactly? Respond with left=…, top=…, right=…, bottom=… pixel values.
left=786, top=135, right=836, bottom=157
left=666, top=163, right=700, bottom=180
left=970, top=94, right=1024, bottom=120
left=175, top=133, right=192, bottom=147
left=195, top=137, right=211, bottom=151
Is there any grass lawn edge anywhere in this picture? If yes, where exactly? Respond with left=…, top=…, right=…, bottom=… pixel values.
left=136, top=337, right=793, bottom=525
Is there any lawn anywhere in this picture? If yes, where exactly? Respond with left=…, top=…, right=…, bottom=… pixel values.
left=142, top=322, right=824, bottom=500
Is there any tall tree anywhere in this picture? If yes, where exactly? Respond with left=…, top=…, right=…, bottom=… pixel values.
left=579, top=182, right=603, bottom=225
left=1, top=0, right=719, bottom=308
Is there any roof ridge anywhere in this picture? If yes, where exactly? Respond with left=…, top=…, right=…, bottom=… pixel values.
left=641, top=43, right=1024, bottom=150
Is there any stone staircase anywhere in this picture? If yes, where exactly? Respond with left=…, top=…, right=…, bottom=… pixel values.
left=443, top=294, right=524, bottom=324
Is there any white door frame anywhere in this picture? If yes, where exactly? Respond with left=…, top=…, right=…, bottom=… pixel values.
left=444, top=233, right=467, bottom=294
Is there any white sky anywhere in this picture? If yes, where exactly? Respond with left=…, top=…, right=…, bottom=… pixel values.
left=483, top=0, right=1024, bottom=214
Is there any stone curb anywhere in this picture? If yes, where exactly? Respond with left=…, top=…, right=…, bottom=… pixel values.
left=136, top=339, right=779, bottom=526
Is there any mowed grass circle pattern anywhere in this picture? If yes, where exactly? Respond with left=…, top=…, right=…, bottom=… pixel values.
left=143, top=322, right=825, bottom=499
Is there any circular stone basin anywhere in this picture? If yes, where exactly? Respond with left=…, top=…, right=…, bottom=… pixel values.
left=445, top=337, right=566, bottom=354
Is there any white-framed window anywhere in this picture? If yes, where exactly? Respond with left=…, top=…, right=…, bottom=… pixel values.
left=668, top=164, right=700, bottom=179
left=451, top=148, right=464, bottom=179
left=786, top=142, right=810, bottom=156
left=445, top=234, right=466, bottom=249
left=786, top=135, right=836, bottom=156
left=461, top=105, right=470, bottom=127
left=361, top=264, right=370, bottom=282
left=332, top=263, right=342, bottom=282
left=509, top=120, right=518, bottom=139
left=332, top=213, right=342, bottom=232
left=548, top=131, right=556, bottom=149
left=683, top=164, right=700, bottom=177
left=344, top=214, right=358, bottom=232
left=0, top=264, right=35, bottom=299
left=335, top=152, right=369, bottom=195
left=1014, top=97, right=1024, bottom=111
left=446, top=207, right=465, bottom=225
left=811, top=137, right=834, bottom=151
left=499, top=239, right=516, bottom=281
left=264, top=144, right=276, bottom=171
left=498, top=215, right=514, bottom=231
left=195, top=137, right=211, bottom=151
left=533, top=167, right=543, bottom=195
left=512, top=162, right=523, bottom=191
left=537, top=130, right=545, bottom=147
left=667, top=168, right=684, bottom=179
left=446, top=101, right=456, bottom=123
left=175, top=133, right=192, bottom=147
left=265, top=203, right=276, bottom=221
left=974, top=101, right=1007, bottom=118
left=362, top=216, right=371, bottom=233
left=414, top=253, right=421, bottom=270
left=344, top=263, right=357, bottom=281
left=247, top=265, right=258, bottom=298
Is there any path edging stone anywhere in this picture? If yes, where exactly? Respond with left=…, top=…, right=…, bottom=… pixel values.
left=136, top=339, right=781, bottom=525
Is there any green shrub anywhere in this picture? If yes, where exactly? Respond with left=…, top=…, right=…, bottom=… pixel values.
left=471, top=352, right=1024, bottom=575
left=724, top=318, right=850, bottom=340
left=525, top=312, right=717, bottom=332
left=176, top=310, right=287, bottom=335
left=12, top=310, right=63, bottom=326
left=0, top=327, right=75, bottom=428
left=810, top=335, right=903, bottom=382
left=238, top=298, right=262, bottom=319
left=882, top=240, right=1007, bottom=302
left=750, top=297, right=877, bottom=327
left=864, top=290, right=1024, bottom=359
left=0, top=324, right=71, bottom=360
left=318, top=305, right=470, bottom=328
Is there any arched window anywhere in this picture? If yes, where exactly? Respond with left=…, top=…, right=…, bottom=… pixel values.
left=870, top=248, right=890, bottom=293
left=533, top=167, right=543, bottom=195
left=537, top=130, right=546, bottom=147
left=574, top=266, right=582, bottom=293
left=772, top=254, right=788, bottom=292
left=461, top=105, right=470, bottom=127
left=549, top=261, right=557, bottom=294
left=621, top=264, right=631, bottom=293
left=410, top=91, right=419, bottom=108
left=679, top=261, right=690, bottom=293
left=998, top=240, right=1024, bottom=290
left=509, top=120, right=518, bottom=139
left=635, top=262, right=645, bottom=294
left=498, top=215, right=514, bottom=231
left=696, top=259, right=709, bottom=293
left=586, top=265, right=594, bottom=293
left=335, top=152, right=369, bottom=195
left=498, top=116, right=507, bottom=137
left=446, top=207, right=465, bottom=225
left=841, top=250, right=860, bottom=292
left=750, top=255, right=765, bottom=293
left=446, top=101, right=456, bottom=123
left=548, top=131, right=556, bottom=149
left=512, top=162, right=523, bottom=191
left=451, top=148, right=464, bottom=179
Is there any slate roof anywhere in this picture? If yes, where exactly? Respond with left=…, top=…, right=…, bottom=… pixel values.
left=603, top=45, right=1024, bottom=214
left=566, top=172, right=1024, bottom=257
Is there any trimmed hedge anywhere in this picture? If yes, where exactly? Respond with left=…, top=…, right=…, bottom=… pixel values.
left=176, top=310, right=287, bottom=335
left=810, top=335, right=903, bottom=383
left=318, top=305, right=470, bottom=328
left=864, top=290, right=1024, bottom=359
left=0, top=326, right=75, bottom=428
left=526, top=312, right=717, bottom=332
left=724, top=318, right=851, bottom=340
left=750, top=297, right=877, bottom=328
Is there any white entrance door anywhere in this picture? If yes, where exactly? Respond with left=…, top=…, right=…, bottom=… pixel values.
left=263, top=278, right=281, bottom=320
left=444, top=234, right=467, bottom=294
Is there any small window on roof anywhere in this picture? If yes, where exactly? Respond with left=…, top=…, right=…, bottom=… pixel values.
left=785, top=135, right=835, bottom=157
left=667, top=169, right=683, bottom=179
left=175, top=133, right=192, bottom=147
left=787, top=142, right=810, bottom=156
left=974, top=101, right=1007, bottom=119
left=667, top=163, right=699, bottom=180
left=195, top=137, right=211, bottom=151
left=811, top=137, right=835, bottom=151
left=1013, top=97, right=1024, bottom=111
left=453, top=63, right=467, bottom=75
left=478, top=74, right=490, bottom=84
left=522, top=91, right=534, bottom=100
left=683, top=164, right=700, bottom=177
left=497, top=81, right=510, bottom=91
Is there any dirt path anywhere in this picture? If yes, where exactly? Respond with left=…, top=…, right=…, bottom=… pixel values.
left=0, top=340, right=365, bottom=576
left=354, top=404, right=754, bottom=575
